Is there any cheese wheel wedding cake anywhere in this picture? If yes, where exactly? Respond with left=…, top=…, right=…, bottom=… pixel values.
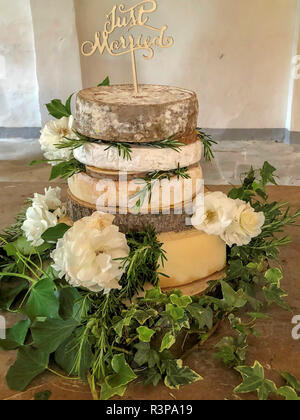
left=67, top=84, right=227, bottom=289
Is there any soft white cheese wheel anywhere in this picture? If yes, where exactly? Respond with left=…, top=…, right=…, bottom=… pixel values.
left=68, top=165, right=203, bottom=213
left=158, top=229, right=227, bottom=288
left=73, top=140, right=202, bottom=173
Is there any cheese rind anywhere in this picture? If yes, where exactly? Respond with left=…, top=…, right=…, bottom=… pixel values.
left=74, top=141, right=202, bottom=173
left=75, top=85, right=199, bottom=142
left=158, top=229, right=226, bottom=288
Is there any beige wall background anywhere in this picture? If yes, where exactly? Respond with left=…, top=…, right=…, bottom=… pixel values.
left=74, top=0, right=300, bottom=131
left=0, top=0, right=41, bottom=127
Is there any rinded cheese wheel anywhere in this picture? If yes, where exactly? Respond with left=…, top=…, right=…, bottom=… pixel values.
left=75, top=85, right=198, bottom=143
left=73, top=140, right=202, bottom=173
left=158, top=229, right=227, bottom=288
left=68, top=165, right=203, bottom=213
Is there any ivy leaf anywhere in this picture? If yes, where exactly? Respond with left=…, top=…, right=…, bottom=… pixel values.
left=41, top=223, right=71, bottom=243
left=221, top=281, right=248, bottom=309
left=100, top=354, right=137, bottom=400
left=277, top=386, right=300, bottom=400
left=0, top=280, right=28, bottom=310
left=137, top=326, right=155, bottom=343
left=98, top=76, right=110, bottom=87
left=59, top=287, right=86, bottom=322
left=55, top=327, right=93, bottom=380
left=113, top=308, right=136, bottom=337
left=263, top=284, right=289, bottom=310
left=281, top=372, right=300, bottom=392
left=134, top=342, right=160, bottom=368
left=163, top=360, right=203, bottom=390
left=144, top=368, right=162, bottom=387
left=166, top=304, right=185, bottom=321
left=6, top=346, right=49, bottom=391
left=265, top=268, right=283, bottom=286
left=31, top=318, right=79, bottom=353
left=170, top=294, right=192, bottom=308
left=0, top=319, right=31, bottom=351
left=144, top=286, right=166, bottom=303
left=234, top=361, right=277, bottom=400
left=24, top=279, right=59, bottom=320
left=186, top=304, right=213, bottom=330
left=133, top=309, right=157, bottom=325
left=160, top=331, right=176, bottom=352
left=260, top=161, right=277, bottom=187
left=4, top=236, right=51, bottom=257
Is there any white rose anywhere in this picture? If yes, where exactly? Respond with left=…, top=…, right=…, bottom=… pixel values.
left=22, top=205, right=58, bottom=247
left=39, top=116, right=76, bottom=164
left=191, top=191, right=237, bottom=236
left=221, top=201, right=265, bottom=247
left=32, top=187, right=63, bottom=210
left=51, top=212, right=130, bottom=294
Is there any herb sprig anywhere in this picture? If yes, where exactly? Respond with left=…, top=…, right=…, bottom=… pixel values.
left=130, top=164, right=191, bottom=211
left=197, top=128, right=218, bottom=161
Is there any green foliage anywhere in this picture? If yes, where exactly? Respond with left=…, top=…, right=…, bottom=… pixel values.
left=49, top=158, right=86, bottom=181
left=0, top=320, right=31, bottom=351
left=234, top=362, right=300, bottom=401
left=41, top=224, right=71, bottom=243
left=196, top=128, right=217, bottom=161
left=98, top=76, right=110, bottom=87
left=0, top=207, right=28, bottom=243
left=130, top=164, right=191, bottom=211
left=34, top=390, right=52, bottom=401
left=6, top=346, right=50, bottom=391
left=46, top=94, right=74, bottom=119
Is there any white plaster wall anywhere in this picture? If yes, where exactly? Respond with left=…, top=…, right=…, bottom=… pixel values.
left=0, top=0, right=41, bottom=127
left=30, top=0, right=82, bottom=124
left=75, top=0, right=299, bottom=130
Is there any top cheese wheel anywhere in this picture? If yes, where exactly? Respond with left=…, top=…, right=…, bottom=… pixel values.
left=75, top=85, right=199, bottom=143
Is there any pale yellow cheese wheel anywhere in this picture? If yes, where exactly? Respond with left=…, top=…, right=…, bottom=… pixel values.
left=158, top=229, right=226, bottom=288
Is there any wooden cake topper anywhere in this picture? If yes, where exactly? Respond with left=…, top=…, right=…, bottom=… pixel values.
left=81, top=0, right=174, bottom=95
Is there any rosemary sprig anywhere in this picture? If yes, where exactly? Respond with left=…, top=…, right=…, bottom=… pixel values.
left=56, top=133, right=185, bottom=161
left=0, top=206, right=29, bottom=243
left=196, top=128, right=218, bottom=161
left=130, top=164, right=191, bottom=211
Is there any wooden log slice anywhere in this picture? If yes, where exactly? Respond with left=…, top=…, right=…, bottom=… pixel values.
left=75, top=85, right=199, bottom=143
left=67, top=190, right=194, bottom=234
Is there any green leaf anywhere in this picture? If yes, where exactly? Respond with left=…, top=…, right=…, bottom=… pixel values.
left=0, top=319, right=30, bottom=351
left=170, top=294, right=192, bottom=308
left=281, top=372, right=300, bottom=392
left=55, top=327, right=92, bottom=380
left=234, top=361, right=277, bottom=400
left=46, top=99, right=70, bottom=119
left=4, top=236, right=51, bottom=257
left=221, top=281, right=248, bottom=309
left=263, top=284, right=289, bottom=310
left=65, top=94, right=74, bottom=116
left=31, top=318, right=79, bottom=353
left=59, top=287, right=86, bottom=322
left=98, top=76, right=110, bottom=87
left=6, top=346, right=49, bottom=391
left=260, top=161, right=277, bottom=187
left=247, top=312, right=269, bottom=320
left=265, top=268, right=283, bottom=286
left=113, top=308, right=136, bottom=337
left=164, top=359, right=203, bottom=390
left=100, top=354, right=137, bottom=400
left=160, top=331, right=176, bottom=352
left=41, top=223, right=70, bottom=243
left=144, top=368, right=162, bottom=386
left=134, top=342, right=160, bottom=368
left=166, top=304, right=185, bottom=321
left=0, top=280, right=28, bottom=310
left=137, top=326, right=155, bottom=343
left=277, top=386, right=300, bottom=400
left=24, top=279, right=59, bottom=320
left=186, top=304, right=213, bottom=330
left=34, top=390, right=52, bottom=401
left=144, top=286, right=166, bottom=302
left=133, top=309, right=157, bottom=325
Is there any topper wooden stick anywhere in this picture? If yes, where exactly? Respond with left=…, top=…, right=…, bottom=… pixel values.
left=81, top=1, right=174, bottom=96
